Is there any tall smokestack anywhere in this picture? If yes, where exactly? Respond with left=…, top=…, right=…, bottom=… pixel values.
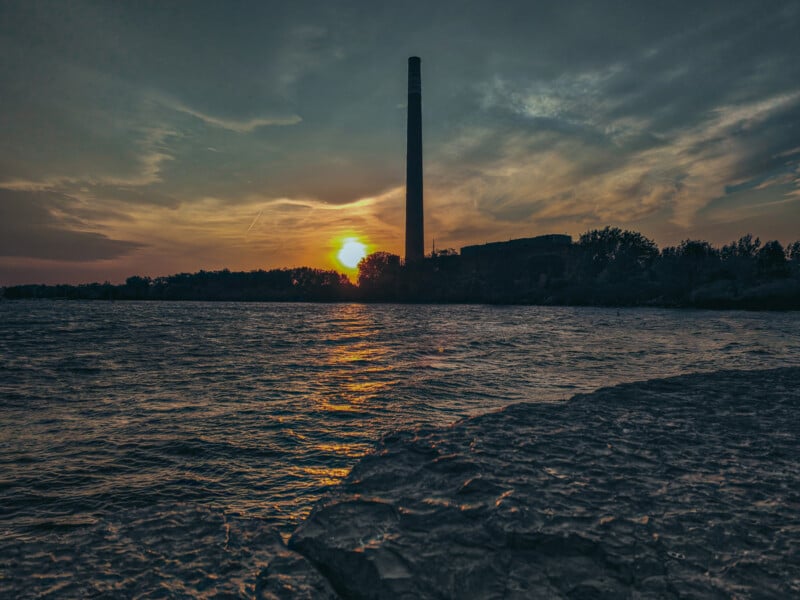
left=405, top=56, right=424, bottom=262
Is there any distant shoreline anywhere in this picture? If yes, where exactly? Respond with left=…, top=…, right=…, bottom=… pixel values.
left=4, top=229, right=800, bottom=309
left=2, top=296, right=798, bottom=311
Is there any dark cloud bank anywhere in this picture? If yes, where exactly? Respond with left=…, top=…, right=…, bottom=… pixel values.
left=0, top=190, right=141, bottom=262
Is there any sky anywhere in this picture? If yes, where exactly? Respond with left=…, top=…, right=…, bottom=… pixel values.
left=1, top=0, right=799, bottom=284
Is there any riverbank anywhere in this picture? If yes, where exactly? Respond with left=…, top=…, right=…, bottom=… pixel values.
left=258, top=367, right=800, bottom=599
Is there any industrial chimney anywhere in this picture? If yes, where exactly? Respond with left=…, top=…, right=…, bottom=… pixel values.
left=405, top=56, right=424, bottom=262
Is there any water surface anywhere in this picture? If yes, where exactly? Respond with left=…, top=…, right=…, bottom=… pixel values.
left=1, top=302, right=798, bottom=596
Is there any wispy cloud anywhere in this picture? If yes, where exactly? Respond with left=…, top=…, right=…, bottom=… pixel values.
left=428, top=88, right=800, bottom=240
left=168, top=102, right=301, bottom=133
left=0, top=126, right=177, bottom=191
left=0, top=189, right=143, bottom=262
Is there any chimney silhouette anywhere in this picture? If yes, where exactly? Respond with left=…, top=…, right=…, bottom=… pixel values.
left=405, top=56, right=424, bottom=262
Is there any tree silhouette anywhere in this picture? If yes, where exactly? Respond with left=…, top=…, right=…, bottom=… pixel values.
left=357, top=252, right=402, bottom=299
left=758, top=241, right=788, bottom=278
left=577, top=227, right=658, bottom=281
left=3, top=229, right=798, bottom=308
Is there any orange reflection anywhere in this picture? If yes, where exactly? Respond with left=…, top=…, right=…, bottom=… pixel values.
left=309, top=305, right=395, bottom=413
left=343, top=380, right=389, bottom=395
left=288, top=465, right=352, bottom=487
left=314, top=441, right=373, bottom=458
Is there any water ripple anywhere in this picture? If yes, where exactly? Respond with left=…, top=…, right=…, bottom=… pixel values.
left=1, top=301, right=799, bottom=596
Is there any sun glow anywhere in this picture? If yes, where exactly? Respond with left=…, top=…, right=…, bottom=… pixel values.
left=337, top=237, right=367, bottom=270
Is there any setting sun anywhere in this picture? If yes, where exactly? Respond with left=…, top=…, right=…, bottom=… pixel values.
left=337, top=238, right=367, bottom=270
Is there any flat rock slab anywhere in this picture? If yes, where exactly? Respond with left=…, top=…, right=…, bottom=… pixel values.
left=267, top=368, right=800, bottom=598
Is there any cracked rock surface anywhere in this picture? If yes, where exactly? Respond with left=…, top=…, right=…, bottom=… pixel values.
left=260, top=368, right=800, bottom=599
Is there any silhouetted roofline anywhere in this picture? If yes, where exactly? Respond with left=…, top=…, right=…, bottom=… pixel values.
left=460, top=234, right=572, bottom=257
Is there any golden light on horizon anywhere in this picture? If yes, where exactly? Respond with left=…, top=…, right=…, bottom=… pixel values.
left=336, top=237, right=367, bottom=270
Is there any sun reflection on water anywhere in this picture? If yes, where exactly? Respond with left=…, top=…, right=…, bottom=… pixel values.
left=298, top=305, right=400, bottom=490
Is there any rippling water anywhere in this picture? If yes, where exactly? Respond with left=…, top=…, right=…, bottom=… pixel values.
left=1, top=301, right=798, bottom=597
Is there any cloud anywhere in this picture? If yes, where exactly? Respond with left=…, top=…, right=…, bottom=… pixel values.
left=478, top=67, right=621, bottom=127
left=168, top=102, right=302, bottom=133
left=1, top=0, right=799, bottom=280
left=100, top=126, right=177, bottom=186
left=425, top=85, right=800, bottom=244
left=0, top=189, right=142, bottom=261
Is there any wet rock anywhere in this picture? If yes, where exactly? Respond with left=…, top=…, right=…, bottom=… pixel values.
left=286, top=368, right=800, bottom=598
left=255, top=531, right=339, bottom=599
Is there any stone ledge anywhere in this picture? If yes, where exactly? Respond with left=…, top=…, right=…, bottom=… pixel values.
left=260, top=367, right=800, bottom=599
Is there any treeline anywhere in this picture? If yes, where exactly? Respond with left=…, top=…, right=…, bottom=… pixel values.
left=354, top=229, right=800, bottom=309
left=3, top=228, right=799, bottom=309
left=2, top=267, right=357, bottom=302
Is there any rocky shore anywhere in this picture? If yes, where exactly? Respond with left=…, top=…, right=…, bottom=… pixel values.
left=257, top=368, right=800, bottom=599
